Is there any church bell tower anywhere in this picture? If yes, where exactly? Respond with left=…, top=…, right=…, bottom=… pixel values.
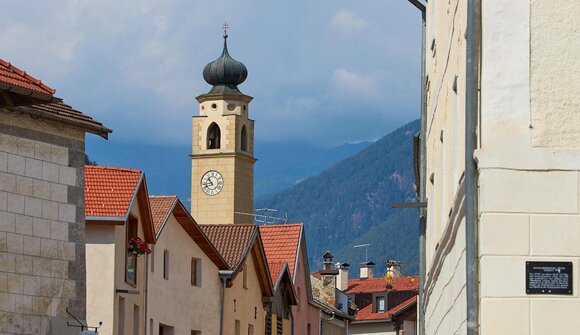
left=190, top=30, right=255, bottom=225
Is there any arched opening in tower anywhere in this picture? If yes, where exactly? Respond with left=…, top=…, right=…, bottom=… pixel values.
left=241, top=125, right=248, bottom=152
left=207, top=122, right=221, bottom=149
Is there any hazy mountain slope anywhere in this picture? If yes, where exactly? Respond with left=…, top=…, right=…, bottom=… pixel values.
left=255, top=141, right=371, bottom=198
left=256, top=119, right=420, bottom=276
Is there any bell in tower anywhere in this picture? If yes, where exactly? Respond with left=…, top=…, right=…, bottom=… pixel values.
left=190, top=27, right=256, bottom=225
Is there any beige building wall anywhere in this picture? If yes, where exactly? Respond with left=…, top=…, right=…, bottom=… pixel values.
left=349, top=322, right=395, bottom=335
left=86, top=198, right=148, bottom=335
left=190, top=95, right=255, bottom=225
left=146, top=214, right=221, bottom=335
left=423, top=1, right=580, bottom=334
left=0, top=110, right=86, bottom=335
left=223, top=255, right=266, bottom=335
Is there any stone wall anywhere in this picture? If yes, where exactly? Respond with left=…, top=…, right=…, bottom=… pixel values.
left=0, top=109, right=86, bottom=334
left=424, top=0, right=580, bottom=334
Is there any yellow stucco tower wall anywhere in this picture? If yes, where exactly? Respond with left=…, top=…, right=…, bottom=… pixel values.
left=191, top=93, right=255, bottom=225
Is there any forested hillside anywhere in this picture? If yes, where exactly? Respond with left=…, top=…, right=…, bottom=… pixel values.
left=256, top=119, right=420, bottom=276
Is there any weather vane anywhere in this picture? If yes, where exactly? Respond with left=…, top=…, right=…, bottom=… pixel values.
left=222, top=22, right=230, bottom=36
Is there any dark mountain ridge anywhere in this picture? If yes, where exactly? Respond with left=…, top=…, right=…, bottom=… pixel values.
left=256, top=119, right=420, bottom=276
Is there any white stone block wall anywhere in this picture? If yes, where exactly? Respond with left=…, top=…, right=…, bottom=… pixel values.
left=424, top=0, right=580, bottom=334
left=0, top=110, right=87, bottom=335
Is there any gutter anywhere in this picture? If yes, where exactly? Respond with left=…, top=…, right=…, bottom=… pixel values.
left=219, top=270, right=234, bottom=335
left=465, top=0, right=481, bottom=334
left=406, top=1, right=427, bottom=334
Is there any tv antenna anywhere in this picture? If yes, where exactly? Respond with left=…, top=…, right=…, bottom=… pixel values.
left=354, top=244, right=371, bottom=263
left=235, top=208, right=288, bottom=224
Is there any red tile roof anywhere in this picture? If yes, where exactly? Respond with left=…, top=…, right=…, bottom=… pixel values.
left=149, top=196, right=177, bottom=234
left=0, top=59, right=55, bottom=98
left=346, top=276, right=419, bottom=294
left=84, top=165, right=143, bottom=218
left=259, top=224, right=302, bottom=284
left=20, top=102, right=111, bottom=138
left=200, top=224, right=257, bottom=268
left=354, top=296, right=417, bottom=321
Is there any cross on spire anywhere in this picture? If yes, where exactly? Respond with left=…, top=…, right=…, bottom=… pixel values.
left=222, top=22, right=230, bottom=37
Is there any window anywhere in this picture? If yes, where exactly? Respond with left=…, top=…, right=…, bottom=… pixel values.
left=150, top=245, right=154, bottom=273
left=150, top=319, right=154, bottom=335
left=191, top=258, right=201, bottom=286
left=207, top=122, right=221, bottom=149
left=242, top=264, right=248, bottom=289
left=118, top=297, right=125, bottom=335
left=191, top=331, right=201, bottom=335
left=159, top=324, right=174, bottom=335
left=376, top=297, right=385, bottom=312
left=126, top=216, right=138, bottom=286
left=240, top=125, right=248, bottom=151
left=307, top=323, right=311, bottom=335
left=248, top=324, right=254, bottom=335
left=133, top=305, right=139, bottom=335
left=163, top=250, right=169, bottom=280
left=235, top=320, right=241, bottom=335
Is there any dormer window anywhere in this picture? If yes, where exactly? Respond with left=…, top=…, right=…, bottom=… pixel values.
left=207, top=123, right=221, bottom=149
left=376, top=296, right=386, bottom=312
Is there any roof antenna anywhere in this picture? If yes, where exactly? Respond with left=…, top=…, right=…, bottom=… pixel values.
left=235, top=208, right=288, bottom=224
left=354, top=244, right=371, bottom=263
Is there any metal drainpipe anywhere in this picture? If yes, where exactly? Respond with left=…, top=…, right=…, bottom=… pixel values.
left=465, top=0, right=481, bottom=334
left=218, top=271, right=233, bottom=335
left=144, top=252, right=149, bottom=335
left=406, top=1, right=427, bottom=335
left=219, top=277, right=227, bottom=335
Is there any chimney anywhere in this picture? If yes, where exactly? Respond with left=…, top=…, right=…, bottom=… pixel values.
left=360, top=261, right=375, bottom=279
left=323, top=251, right=334, bottom=271
left=319, top=252, right=339, bottom=306
left=336, top=262, right=350, bottom=291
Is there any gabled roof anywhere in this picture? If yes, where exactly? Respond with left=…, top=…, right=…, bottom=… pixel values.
left=0, top=59, right=57, bottom=104
left=150, top=195, right=177, bottom=235
left=84, top=165, right=155, bottom=242
left=18, top=102, right=111, bottom=138
left=200, top=224, right=256, bottom=269
left=259, top=224, right=302, bottom=284
left=149, top=195, right=228, bottom=269
left=346, top=276, right=419, bottom=294
left=200, top=224, right=273, bottom=297
left=353, top=296, right=417, bottom=322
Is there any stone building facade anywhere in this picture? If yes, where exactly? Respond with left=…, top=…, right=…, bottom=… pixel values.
left=0, top=60, right=110, bottom=334
left=422, top=1, right=580, bottom=334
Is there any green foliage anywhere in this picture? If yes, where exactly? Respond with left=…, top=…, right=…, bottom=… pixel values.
left=256, top=119, right=420, bottom=276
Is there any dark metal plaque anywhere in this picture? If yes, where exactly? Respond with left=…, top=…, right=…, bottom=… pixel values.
left=526, top=261, right=573, bottom=295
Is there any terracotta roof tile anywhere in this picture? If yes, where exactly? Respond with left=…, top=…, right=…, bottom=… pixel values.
left=269, top=261, right=287, bottom=285
left=84, top=165, right=143, bottom=218
left=259, top=224, right=302, bottom=283
left=354, top=296, right=417, bottom=322
left=149, top=196, right=177, bottom=234
left=346, top=276, right=419, bottom=294
left=0, top=59, right=55, bottom=98
left=200, top=224, right=256, bottom=268
left=19, top=102, right=111, bottom=138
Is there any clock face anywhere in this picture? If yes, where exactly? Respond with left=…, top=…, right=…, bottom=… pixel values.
left=201, top=170, right=224, bottom=196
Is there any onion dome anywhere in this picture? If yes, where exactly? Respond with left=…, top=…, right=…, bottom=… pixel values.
left=202, top=33, right=248, bottom=95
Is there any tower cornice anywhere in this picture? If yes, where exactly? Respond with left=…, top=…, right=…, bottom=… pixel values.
left=196, top=93, right=254, bottom=104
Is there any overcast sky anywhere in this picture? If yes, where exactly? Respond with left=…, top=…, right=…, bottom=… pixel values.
left=2, top=0, right=421, bottom=147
